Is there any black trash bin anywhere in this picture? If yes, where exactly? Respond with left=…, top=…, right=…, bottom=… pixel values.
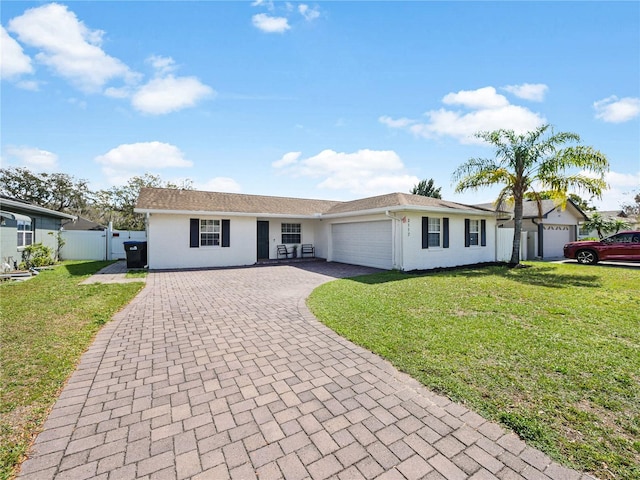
left=123, top=241, right=147, bottom=269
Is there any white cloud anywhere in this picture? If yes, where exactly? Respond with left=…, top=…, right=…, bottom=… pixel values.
left=95, top=142, right=192, bottom=183
left=593, top=96, right=640, bottom=123
left=273, top=149, right=420, bottom=195
left=18, top=80, right=40, bottom=91
left=588, top=170, right=640, bottom=210
left=576, top=169, right=640, bottom=210
left=380, top=86, right=546, bottom=144
left=5, top=146, right=58, bottom=170
left=502, top=83, right=548, bottom=102
left=131, top=75, right=214, bottom=115
left=0, top=26, right=33, bottom=79
left=252, top=13, right=290, bottom=33
left=251, top=0, right=274, bottom=10
left=7, top=3, right=135, bottom=92
left=298, top=4, right=320, bottom=21
left=378, top=116, right=415, bottom=128
left=442, top=86, right=510, bottom=109
left=147, top=55, right=177, bottom=76
left=272, top=151, right=301, bottom=168
left=196, top=177, right=242, bottom=193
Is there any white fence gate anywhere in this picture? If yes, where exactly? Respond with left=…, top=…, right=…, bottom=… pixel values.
left=496, top=228, right=528, bottom=262
left=110, top=230, right=147, bottom=259
left=59, top=230, right=108, bottom=260
left=60, top=227, right=146, bottom=261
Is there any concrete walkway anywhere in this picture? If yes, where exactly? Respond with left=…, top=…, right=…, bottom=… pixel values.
left=19, top=263, right=591, bottom=480
left=80, top=260, right=147, bottom=285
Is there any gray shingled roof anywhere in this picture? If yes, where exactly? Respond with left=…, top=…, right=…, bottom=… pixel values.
left=476, top=199, right=588, bottom=220
left=324, top=192, right=488, bottom=215
left=136, top=188, right=491, bottom=217
left=136, top=188, right=340, bottom=215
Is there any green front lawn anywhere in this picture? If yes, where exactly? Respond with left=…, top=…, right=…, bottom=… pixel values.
left=0, top=262, right=144, bottom=480
left=307, top=262, right=640, bottom=480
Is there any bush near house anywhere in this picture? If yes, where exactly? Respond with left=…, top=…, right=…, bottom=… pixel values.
left=19, top=243, right=54, bottom=269
left=308, top=262, right=640, bottom=480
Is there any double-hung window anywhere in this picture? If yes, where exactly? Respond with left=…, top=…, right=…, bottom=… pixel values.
left=422, top=217, right=449, bottom=248
left=428, top=218, right=441, bottom=247
left=17, top=218, right=33, bottom=247
left=281, top=223, right=301, bottom=244
left=468, top=219, right=480, bottom=246
left=200, top=219, right=220, bottom=246
left=465, top=219, right=486, bottom=247
left=422, top=217, right=449, bottom=249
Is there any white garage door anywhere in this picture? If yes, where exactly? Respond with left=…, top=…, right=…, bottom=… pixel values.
left=331, top=221, right=393, bottom=269
left=543, top=225, right=572, bottom=258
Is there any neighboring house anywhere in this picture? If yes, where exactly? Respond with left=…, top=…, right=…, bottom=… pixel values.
left=477, top=199, right=588, bottom=259
left=579, top=210, right=640, bottom=239
left=135, top=188, right=497, bottom=271
left=61, top=216, right=105, bottom=231
left=0, top=196, right=76, bottom=268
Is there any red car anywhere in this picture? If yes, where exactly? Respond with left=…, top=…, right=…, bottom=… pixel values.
left=563, top=231, right=640, bottom=264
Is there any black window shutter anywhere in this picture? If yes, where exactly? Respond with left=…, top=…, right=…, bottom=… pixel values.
left=443, top=218, right=449, bottom=248
left=222, top=219, right=230, bottom=247
left=464, top=219, right=470, bottom=247
left=481, top=219, right=487, bottom=246
left=422, top=217, right=429, bottom=249
left=190, top=218, right=199, bottom=248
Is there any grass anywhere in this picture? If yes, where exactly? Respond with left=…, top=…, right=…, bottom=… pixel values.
left=307, top=262, right=640, bottom=480
left=0, top=261, right=144, bottom=480
left=125, top=269, right=148, bottom=278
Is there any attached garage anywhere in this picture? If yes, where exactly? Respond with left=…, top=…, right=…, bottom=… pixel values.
left=331, top=220, right=393, bottom=269
left=542, top=225, right=573, bottom=258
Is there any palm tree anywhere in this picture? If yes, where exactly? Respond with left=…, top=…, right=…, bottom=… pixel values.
left=452, top=125, right=609, bottom=266
left=411, top=178, right=442, bottom=198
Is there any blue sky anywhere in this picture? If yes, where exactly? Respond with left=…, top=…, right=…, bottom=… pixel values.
left=2, top=1, right=639, bottom=209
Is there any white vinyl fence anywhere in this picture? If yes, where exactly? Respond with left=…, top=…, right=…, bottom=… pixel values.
left=496, top=228, right=528, bottom=262
left=60, top=228, right=146, bottom=261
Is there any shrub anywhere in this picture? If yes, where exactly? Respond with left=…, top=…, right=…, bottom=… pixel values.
left=20, top=243, right=54, bottom=269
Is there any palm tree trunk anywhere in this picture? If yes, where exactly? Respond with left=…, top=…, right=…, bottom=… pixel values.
left=510, top=197, right=523, bottom=265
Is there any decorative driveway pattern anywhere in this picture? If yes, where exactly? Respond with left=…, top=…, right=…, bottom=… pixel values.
left=19, top=263, right=591, bottom=480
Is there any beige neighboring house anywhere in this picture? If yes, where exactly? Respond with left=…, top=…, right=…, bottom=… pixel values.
left=477, top=199, right=589, bottom=259
left=135, top=187, right=498, bottom=271
left=579, top=210, right=640, bottom=239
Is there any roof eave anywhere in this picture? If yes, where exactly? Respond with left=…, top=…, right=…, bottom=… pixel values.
left=134, top=208, right=321, bottom=219
left=0, top=198, right=77, bottom=220
left=322, top=204, right=497, bottom=218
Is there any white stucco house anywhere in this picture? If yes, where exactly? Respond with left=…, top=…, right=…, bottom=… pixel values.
left=135, top=188, right=498, bottom=271
left=478, top=199, right=589, bottom=259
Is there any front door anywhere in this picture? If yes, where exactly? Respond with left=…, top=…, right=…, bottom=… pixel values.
left=257, top=221, right=270, bottom=260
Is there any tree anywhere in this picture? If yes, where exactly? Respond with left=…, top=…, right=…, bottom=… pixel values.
left=524, top=191, right=596, bottom=212
left=95, top=173, right=193, bottom=230
left=452, top=125, right=609, bottom=266
left=622, top=192, right=640, bottom=216
left=582, top=212, right=610, bottom=239
left=0, top=167, right=91, bottom=215
left=410, top=178, right=442, bottom=198
left=582, top=212, right=631, bottom=238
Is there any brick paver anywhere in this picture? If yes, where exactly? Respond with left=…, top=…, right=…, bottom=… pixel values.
left=19, top=262, right=595, bottom=479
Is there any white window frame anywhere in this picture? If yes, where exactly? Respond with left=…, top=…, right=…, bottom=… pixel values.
left=17, top=218, right=33, bottom=247
left=469, top=219, right=480, bottom=246
left=428, top=217, right=441, bottom=247
left=200, top=219, right=220, bottom=247
left=281, top=223, right=301, bottom=244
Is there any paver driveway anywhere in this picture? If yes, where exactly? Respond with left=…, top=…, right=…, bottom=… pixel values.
left=19, top=263, right=589, bottom=480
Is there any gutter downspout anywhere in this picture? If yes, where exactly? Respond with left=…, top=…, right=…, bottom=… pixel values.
left=385, top=211, right=402, bottom=270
